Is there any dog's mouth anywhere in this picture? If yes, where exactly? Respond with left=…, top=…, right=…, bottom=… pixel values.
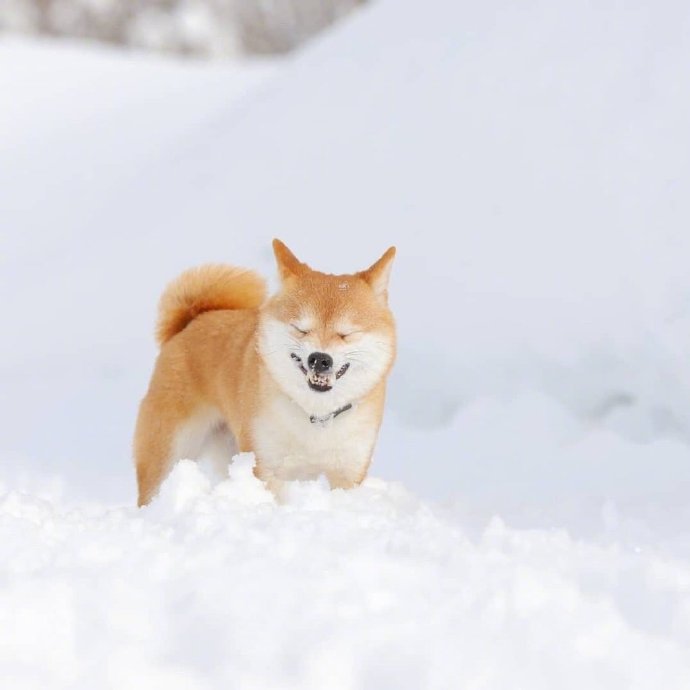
left=291, top=354, right=350, bottom=393
left=308, top=377, right=333, bottom=392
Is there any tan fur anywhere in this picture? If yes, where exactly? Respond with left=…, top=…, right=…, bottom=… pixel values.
left=134, top=240, right=396, bottom=506
left=155, top=264, right=266, bottom=346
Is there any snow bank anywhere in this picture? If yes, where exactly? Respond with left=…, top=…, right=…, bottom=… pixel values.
left=2, top=455, right=690, bottom=690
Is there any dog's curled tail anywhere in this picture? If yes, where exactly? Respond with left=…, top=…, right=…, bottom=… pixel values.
left=155, top=264, right=267, bottom=346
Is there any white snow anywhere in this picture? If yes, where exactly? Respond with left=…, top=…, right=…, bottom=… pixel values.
left=2, top=0, right=690, bottom=685
left=3, top=456, right=690, bottom=689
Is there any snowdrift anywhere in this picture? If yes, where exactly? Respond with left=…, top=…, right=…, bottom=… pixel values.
left=2, top=455, right=690, bottom=689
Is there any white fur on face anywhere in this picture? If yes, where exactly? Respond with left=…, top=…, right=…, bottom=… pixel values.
left=258, top=315, right=394, bottom=417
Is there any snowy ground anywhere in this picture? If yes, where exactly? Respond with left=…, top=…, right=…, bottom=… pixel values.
left=4, top=457, right=690, bottom=689
left=2, top=0, right=690, bottom=686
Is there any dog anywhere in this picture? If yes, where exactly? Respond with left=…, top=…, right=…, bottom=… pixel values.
left=134, top=239, right=396, bottom=505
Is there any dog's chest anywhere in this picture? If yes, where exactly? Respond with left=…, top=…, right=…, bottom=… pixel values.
left=252, top=396, right=376, bottom=485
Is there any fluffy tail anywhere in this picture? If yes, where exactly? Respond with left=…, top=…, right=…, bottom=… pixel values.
left=155, top=264, right=266, bottom=346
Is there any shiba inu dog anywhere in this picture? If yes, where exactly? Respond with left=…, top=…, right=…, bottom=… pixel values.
left=134, top=240, right=396, bottom=506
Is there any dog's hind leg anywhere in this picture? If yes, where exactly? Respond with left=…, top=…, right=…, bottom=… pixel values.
left=134, top=394, right=217, bottom=506
left=197, top=421, right=237, bottom=484
left=134, top=394, right=180, bottom=507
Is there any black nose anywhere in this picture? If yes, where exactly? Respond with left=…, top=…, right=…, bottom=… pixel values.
left=307, top=352, right=333, bottom=374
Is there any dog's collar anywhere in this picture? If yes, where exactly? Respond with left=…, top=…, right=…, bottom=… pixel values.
left=310, top=402, right=353, bottom=425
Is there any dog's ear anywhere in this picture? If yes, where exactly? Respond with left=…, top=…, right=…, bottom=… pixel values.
left=359, top=246, right=396, bottom=304
left=273, top=239, right=306, bottom=282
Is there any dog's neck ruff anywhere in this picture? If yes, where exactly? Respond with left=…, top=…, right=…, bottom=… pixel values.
left=309, top=402, right=353, bottom=425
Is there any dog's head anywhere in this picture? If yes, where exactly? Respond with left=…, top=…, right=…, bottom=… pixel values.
left=258, top=239, right=396, bottom=416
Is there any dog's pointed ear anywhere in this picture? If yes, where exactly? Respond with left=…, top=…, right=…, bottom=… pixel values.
left=273, top=239, right=306, bottom=282
left=359, top=246, right=396, bottom=304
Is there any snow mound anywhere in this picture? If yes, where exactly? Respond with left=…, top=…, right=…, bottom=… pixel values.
left=2, top=455, right=690, bottom=689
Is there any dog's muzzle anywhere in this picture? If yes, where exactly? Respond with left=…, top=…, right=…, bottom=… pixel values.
left=291, top=353, right=350, bottom=392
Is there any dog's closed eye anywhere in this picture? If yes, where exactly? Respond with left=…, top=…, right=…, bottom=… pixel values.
left=291, top=324, right=310, bottom=336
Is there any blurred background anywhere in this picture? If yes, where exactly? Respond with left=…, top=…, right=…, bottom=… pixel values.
left=0, top=0, right=366, bottom=56
left=1, top=0, right=690, bottom=549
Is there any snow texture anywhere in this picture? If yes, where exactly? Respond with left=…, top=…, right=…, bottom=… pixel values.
left=3, top=455, right=690, bottom=689
left=2, top=0, right=690, bottom=685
